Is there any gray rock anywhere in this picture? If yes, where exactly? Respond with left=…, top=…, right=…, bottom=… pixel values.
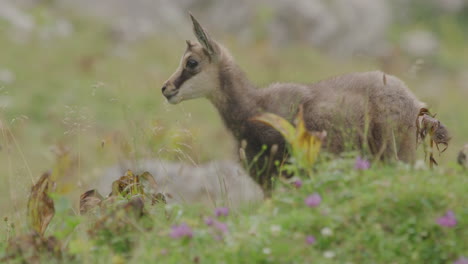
left=54, top=0, right=391, bottom=55
left=434, top=0, right=467, bottom=13
left=0, top=1, right=35, bottom=31
left=94, top=159, right=264, bottom=208
left=0, top=68, right=15, bottom=84
left=401, top=30, right=439, bottom=58
left=267, top=0, right=391, bottom=56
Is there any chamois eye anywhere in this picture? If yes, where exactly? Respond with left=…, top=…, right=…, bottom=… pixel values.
left=186, top=59, right=198, bottom=69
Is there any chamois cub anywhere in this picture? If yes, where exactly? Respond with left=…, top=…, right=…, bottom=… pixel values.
left=162, top=14, right=425, bottom=190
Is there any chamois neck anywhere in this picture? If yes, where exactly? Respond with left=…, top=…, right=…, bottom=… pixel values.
left=208, top=58, right=258, bottom=138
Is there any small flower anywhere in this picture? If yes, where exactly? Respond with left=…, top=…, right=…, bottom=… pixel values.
left=213, top=221, right=229, bottom=233
left=454, top=257, right=468, bottom=264
left=321, top=227, right=333, bottom=236
left=436, top=210, right=457, bottom=228
left=414, top=159, right=426, bottom=170
left=270, top=224, right=281, bottom=234
left=293, top=232, right=302, bottom=239
left=205, top=217, right=214, bottom=226
left=262, top=248, right=271, bottom=255
left=293, top=180, right=302, bottom=188
left=305, top=193, right=322, bottom=207
left=170, top=223, right=193, bottom=239
left=305, top=235, right=316, bottom=245
left=323, top=251, right=335, bottom=258
left=215, top=207, right=229, bottom=217
left=209, top=220, right=229, bottom=240
left=355, top=156, right=370, bottom=170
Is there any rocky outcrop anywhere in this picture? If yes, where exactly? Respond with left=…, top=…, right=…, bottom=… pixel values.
left=95, top=160, right=264, bottom=208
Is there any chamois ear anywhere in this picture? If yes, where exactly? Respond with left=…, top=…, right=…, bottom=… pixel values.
left=189, top=13, right=217, bottom=59
left=186, top=40, right=195, bottom=49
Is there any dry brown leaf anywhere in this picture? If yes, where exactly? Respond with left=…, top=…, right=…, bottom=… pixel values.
left=80, top=189, right=103, bottom=214
left=151, top=193, right=167, bottom=205
left=81, top=170, right=166, bottom=239
left=3, top=232, right=61, bottom=264
left=88, top=196, right=146, bottom=237
left=140, top=171, right=158, bottom=191
left=122, top=196, right=145, bottom=218
left=27, top=172, right=55, bottom=236
left=140, top=171, right=166, bottom=204
left=111, top=170, right=143, bottom=197
left=108, top=170, right=166, bottom=205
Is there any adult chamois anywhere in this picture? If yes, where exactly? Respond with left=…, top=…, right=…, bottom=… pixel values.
left=162, top=14, right=426, bottom=191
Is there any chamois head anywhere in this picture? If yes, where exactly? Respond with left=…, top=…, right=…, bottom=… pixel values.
left=162, top=14, right=222, bottom=104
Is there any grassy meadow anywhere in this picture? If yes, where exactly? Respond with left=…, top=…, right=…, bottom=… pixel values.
left=0, top=10, right=467, bottom=263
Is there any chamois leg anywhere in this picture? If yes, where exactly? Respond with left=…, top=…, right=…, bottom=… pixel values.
left=251, top=169, right=272, bottom=197
left=369, top=122, right=398, bottom=162
left=248, top=156, right=274, bottom=197
left=396, top=126, right=417, bottom=163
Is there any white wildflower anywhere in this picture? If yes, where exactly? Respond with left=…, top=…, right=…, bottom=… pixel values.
left=414, top=159, right=426, bottom=170
left=323, top=251, right=335, bottom=258
left=270, top=225, right=281, bottom=235
left=321, top=227, right=333, bottom=236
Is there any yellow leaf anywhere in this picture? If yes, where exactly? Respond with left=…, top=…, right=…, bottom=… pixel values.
left=294, top=105, right=307, bottom=142
left=304, top=132, right=324, bottom=164
left=252, top=105, right=326, bottom=167
left=251, top=113, right=296, bottom=142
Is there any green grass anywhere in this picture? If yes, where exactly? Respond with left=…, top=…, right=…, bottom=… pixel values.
left=0, top=11, right=467, bottom=263
left=3, top=160, right=466, bottom=263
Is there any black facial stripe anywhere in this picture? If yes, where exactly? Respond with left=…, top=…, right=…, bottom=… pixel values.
left=173, top=68, right=198, bottom=89
left=202, top=49, right=212, bottom=62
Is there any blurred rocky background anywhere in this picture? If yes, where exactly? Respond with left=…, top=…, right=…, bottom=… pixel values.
left=1, top=0, right=467, bottom=57
left=1, top=0, right=468, bottom=211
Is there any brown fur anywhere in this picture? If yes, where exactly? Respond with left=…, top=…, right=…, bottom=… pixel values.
left=162, top=15, right=426, bottom=190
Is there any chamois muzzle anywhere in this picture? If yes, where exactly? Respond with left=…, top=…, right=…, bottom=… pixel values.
left=161, top=82, right=179, bottom=103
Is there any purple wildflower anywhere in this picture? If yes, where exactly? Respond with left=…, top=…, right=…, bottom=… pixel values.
left=293, top=180, right=302, bottom=188
left=215, top=207, right=229, bottom=217
left=305, top=193, right=322, bottom=207
left=305, top=235, right=316, bottom=245
left=355, top=156, right=370, bottom=170
left=210, top=220, right=229, bottom=240
left=436, top=210, right=457, bottom=228
left=213, top=220, right=229, bottom=233
left=454, top=257, right=468, bottom=264
left=205, top=217, right=214, bottom=226
left=170, top=223, right=193, bottom=239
